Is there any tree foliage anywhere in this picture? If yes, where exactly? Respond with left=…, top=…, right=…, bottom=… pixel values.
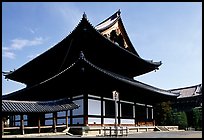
left=154, top=101, right=188, bottom=129
left=192, top=107, right=202, bottom=130
left=154, top=101, right=173, bottom=126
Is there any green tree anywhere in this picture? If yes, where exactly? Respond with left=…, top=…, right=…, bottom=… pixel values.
left=177, top=111, right=188, bottom=130
left=154, top=101, right=188, bottom=130
left=192, top=107, right=202, bottom=130
left=154, top=101, right=173, bottom=126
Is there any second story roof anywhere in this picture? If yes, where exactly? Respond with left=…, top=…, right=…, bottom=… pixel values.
left=3, top=11, right=162, bottom=87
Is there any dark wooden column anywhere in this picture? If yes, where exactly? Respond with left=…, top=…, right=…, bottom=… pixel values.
left=134, top=102, right=137, bottom=126
left=53, top=112, right=57, bottom=133
left=10, top=115, right=14, bottom=127
left=118, top=100, right=121, bottom=126
left=13, top=115, right=15, bottom=126
left=145, top=105, right=148, bottom=125
left=135, top=103, right=139, bottom=126
left=83, top=94, right=88, bottom=126
left=2, top=118, right=4, bottom=135
left=101, top=96, right=104, bottom=126
left=66, top=111, right=68, bottom=128
left=38, top=115, right=41, bottom=133
left=152, top=107, right=155, bottom=126
left=20, top=114, right=25, bottom=135
left=70, top=97, right=73, bottom=125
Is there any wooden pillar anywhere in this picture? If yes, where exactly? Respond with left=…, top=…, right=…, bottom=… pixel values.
left=134, top=102, right=137, bottom=126
left=70, top=97, right=73, bottom=125
left=101, top=96, right=104, bottom=126
left=10, top=115, right=13, bottom=127
left=152, top=107, right=155, bottom=126
left=2, top=118, right=4, bottom=135
left=146, top=106, right=149, bottom=120
left=20, top=114, right=25, bottom=135
left=13, top=115, right=15, bottom=126
left=118, top=100, right=121, bottom=126
left=84, top=94, right=88, bottom=126
left=151, top=107, right=154, bottom=120
left=66, top=111, right=68, bottom=128
left=53, top=112, right=57, bottom=133
left=38, top=115, right=41, bottom=133
left=145, top=105, right=148, bottom=125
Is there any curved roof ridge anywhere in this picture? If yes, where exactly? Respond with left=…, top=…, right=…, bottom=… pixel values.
left=95, top=10, right=121, bottom=28
left=2, top=52, right=179, bottom=101
left=81, top=55, right=179, bottom=97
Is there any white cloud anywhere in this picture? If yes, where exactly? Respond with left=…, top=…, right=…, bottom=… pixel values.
left=28, top=28, right=35, bottom=34
left=10, top=37, right=44, bottom=50
left=3, top=37, right=46, bottom=59
left=2, top=47, right=11, bottom=51
left=3, top=51, right=16, bottom=59
left=25, top=27, right=38, bottom=34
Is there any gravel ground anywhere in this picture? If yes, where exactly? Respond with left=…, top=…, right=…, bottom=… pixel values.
left=10, top=131, right=201, bottom=138
left=126, top=131, right=202, bottom=138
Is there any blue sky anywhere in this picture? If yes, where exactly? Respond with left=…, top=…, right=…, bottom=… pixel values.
left=2, top=2, right=202, bottom=95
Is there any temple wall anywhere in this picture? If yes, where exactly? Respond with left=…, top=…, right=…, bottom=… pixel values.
left=8, top=93, right=154, bottom=127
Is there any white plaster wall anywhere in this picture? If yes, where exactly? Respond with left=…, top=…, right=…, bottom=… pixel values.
left=88, top=117, right=101, bottom=124
left=104, top=118, right=116, bottom=124
left=120, top=119, right=134, bottom=124
left=88, top=99, right=101, bottom=115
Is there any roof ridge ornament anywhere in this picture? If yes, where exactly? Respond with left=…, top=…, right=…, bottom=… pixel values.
left=83, top=12, right=87, bottom=19
left=117, top=9, right=121, bottom=16
left=79, top=51, right=85, bottom=59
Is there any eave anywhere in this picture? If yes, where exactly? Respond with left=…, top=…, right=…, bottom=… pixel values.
left=3, top=52, right=179, bottom=105
left=2, top=98, right=79, bottom=114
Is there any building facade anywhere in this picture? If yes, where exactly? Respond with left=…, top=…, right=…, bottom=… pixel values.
left=170, top=84, right=202, bottom=128
left=2, top=10, right=179, bottom=135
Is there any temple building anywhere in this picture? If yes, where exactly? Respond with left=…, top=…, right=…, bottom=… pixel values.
left=2, top=10, right=179, bottom=135
left=170, top=84, right=202, bottom=128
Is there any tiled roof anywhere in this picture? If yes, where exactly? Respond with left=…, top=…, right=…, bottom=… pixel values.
left=2, top=98, right=79, bottom=113
left=170, top=84, right=202, bottom=98
left=2, top=52, right=179, bottom=103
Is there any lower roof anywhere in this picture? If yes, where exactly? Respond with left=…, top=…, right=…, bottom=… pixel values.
left=2, top=52, right=179, bottom=105
left=2, top=98, right=79, bottom=113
